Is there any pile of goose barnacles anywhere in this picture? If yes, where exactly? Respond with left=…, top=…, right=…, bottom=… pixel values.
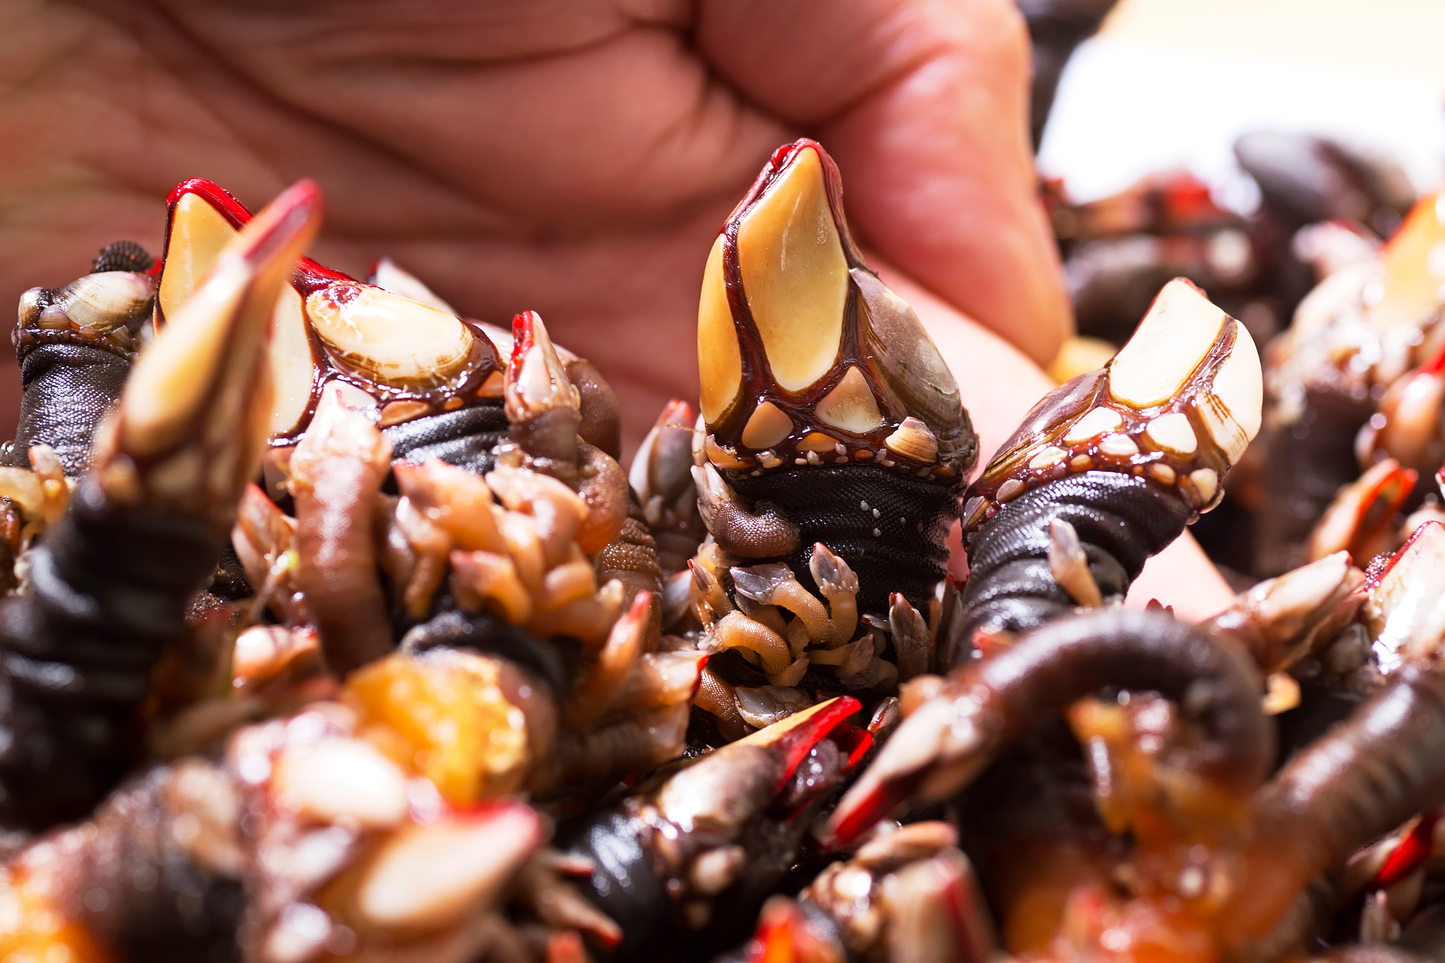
left=0, top=139, right=1443, bottom=963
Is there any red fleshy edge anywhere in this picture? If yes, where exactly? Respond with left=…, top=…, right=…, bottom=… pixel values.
left=163, top=178, right=352, bottom=296
left=1376, top=811, right=1440, bottom=888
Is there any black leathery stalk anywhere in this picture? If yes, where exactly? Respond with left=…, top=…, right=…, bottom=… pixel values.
left=560, top=735, right=853, bottom=960
left=2, top=241, right=156, bottom=475
left=0, top=478, right=222, bottom=829
left=1256, top=663, right=1445, bottom=881
left=561, top=801, right=819, bottom=961
left=954, top=716, right=1122, bottom=926
left=730, top=464, right=957, bottom=614
left=1223, top=664, right=1445, bottom=950
left=567, top=358, right=623, bottom=460
left=974, top=609, right=1271, bottom=792
left=1, top=344, right=133, bottom=475
left=382, top=402, right=509, bottom=476
left=559, top=810, right=673, bottom=958
left=89, top=240, right=155, bottom=276
left=953, top=472, right=1190, bottom=669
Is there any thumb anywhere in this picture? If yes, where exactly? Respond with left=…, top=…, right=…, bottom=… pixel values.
left=698, top=0, right=1072, bottom=365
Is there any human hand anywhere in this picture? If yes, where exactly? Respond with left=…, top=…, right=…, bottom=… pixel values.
left=0, top=0, right=1068, bottom=447
left=1, top=0, right=1229, bottom=613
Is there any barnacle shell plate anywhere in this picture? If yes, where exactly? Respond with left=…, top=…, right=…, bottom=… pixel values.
left=736, top=145, right=848, bottom=394
left=307, top=280, right=475, bottom=391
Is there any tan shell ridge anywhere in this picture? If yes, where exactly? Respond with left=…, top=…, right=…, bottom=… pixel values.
left=716, top=141, right=865, bottom=432
left=710, top=140, right=964, bottom=468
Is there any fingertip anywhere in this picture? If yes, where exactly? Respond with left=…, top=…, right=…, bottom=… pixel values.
left=1127, top=532, right=1237, bottom=621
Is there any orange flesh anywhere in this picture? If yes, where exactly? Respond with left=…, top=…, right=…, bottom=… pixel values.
left=991, top=699, right=1262, bottom=961
left=0, top=867, right=114, bottom=963
left=1372, top=190, right=1445, bottom=329
left=345, top=653, right=529, bottom=804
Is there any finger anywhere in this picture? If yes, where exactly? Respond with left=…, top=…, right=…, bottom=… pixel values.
left=877, top=262, right=1233, bottom=618
left=697, top=0, right=1072, bottom=365
left=1126, top=535, right=1235, bottom=622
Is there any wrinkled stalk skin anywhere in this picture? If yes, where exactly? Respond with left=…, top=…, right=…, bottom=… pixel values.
left=511, top=406, right=581, bottom=485
left=567, top=359, right=623, bottom=460
left=0, top=478, right=222, bottom=828
left=978, top=609, right=1271, bottom=794
left=1230, top=664, right=1445, bottom=944
left=1, top=345, right=132, bottom=476
left=731, top=465, right=956, bottom=614
left=594, top=501, right=665, bottom=644
left=561, top=700, right=865, bottom=959
left=562, top=798, right=822, bottom=960
left=4, top=242, right=156, bottom=475
left=829, top=608, right=1269, bottom=882
left=953, top=473, right=1190, bottom=666
left=294, top=456, right=394, bottom=675
left=382, top=403, right=509, bottom=476
left=559, top=810, right=671, bottom=956
left=955, top=718, right=1123, bottom=953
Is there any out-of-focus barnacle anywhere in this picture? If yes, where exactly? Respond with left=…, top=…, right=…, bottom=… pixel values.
left=954, top=278, right=1262, bottom=658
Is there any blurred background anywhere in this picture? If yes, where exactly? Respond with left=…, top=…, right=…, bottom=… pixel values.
left=1039, top=0, right=1445, bottom=205
left=1023, top=0, right=1445, bottom=370
left=1022, top=0, right=1445, bottom=581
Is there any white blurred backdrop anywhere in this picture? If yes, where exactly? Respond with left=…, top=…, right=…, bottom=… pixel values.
left=1039, top=0, right=1445, bottom=209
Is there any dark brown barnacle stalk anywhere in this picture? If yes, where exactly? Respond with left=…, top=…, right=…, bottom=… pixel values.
left=822, top=607, right=1284, bottom=957
left=288, top=389, right=396, bottom=676
left=828, top=608, right=1271, bottom=842
left=4, top=242, right=157, bottom=476
left=562, top=696, right=871, bottom=957
left=696, top=138, right=976, bottom=616
left=0, top=182, right=320, bottom=829
left=1222, top=662, right=1445, bottom=952
left=951, top=278, right=1262, bottom=663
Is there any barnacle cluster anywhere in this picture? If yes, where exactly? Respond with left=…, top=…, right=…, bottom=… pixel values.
left=0, top=135, right=1444, bottom=963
